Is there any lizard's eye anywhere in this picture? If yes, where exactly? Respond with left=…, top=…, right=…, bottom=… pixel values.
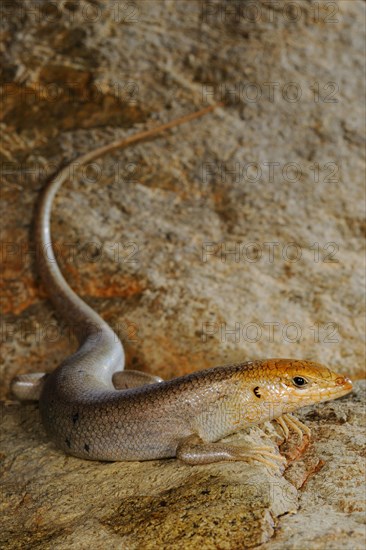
left=292, top=376, right=308, bottom=387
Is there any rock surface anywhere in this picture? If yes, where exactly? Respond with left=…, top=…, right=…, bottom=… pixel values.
left=1, top=383, right=364, bottom=549
left=1, top=0, right=365, bottom=548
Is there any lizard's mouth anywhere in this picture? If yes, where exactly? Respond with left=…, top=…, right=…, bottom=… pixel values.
left=328, top=376, right=353, bottom=398
left=299, top=376, right=353, bottom=404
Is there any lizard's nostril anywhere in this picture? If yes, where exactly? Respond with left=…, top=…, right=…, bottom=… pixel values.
left=336, top=376, right=353, bottom=389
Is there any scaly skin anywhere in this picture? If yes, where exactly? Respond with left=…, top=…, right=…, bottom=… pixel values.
left=11, top=107, right=353, bottom=464
left=37, top=358, right=352, bottom=461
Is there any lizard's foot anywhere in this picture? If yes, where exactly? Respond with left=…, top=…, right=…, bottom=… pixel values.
left=275, top=414, right=311, bottom=443
left=176, top=434, right=286, bottom=470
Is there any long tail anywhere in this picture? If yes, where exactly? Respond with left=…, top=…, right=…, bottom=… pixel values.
left=10, top=104, right=221, bottom=401
left=35, top=103, right=221, bottom=343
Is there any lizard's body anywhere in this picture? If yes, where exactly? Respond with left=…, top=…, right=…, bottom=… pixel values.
left=11, top=107, right=353, bottom=465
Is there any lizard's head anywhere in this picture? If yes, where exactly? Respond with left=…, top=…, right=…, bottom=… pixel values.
left=243, top=358, right=353, bottom=419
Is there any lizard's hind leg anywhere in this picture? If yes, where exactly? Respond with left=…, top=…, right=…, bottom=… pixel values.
left=176, top=434, right=286, bottom=470
left=112, top=370, right=164, bottom=389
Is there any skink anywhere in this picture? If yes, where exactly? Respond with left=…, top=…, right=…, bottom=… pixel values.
left=11, top=106, right=353, bottom=466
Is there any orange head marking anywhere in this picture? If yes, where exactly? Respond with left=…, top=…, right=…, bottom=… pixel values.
left=238, top=358, right=353, bottom=421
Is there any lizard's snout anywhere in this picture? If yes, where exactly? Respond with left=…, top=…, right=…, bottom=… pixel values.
left=335, top=376, right=353, bottom=391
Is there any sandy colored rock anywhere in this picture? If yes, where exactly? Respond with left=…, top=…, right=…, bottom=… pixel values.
left=1, top=383, right=364, bottom=549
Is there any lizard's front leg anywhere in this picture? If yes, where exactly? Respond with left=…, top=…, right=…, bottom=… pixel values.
left=176, top=434, right=286, bottom=469
left=275, top=414, right=311, bottom=442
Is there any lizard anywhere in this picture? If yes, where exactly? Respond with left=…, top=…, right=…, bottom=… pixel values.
left=11, top=105, right=353, bottom=467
